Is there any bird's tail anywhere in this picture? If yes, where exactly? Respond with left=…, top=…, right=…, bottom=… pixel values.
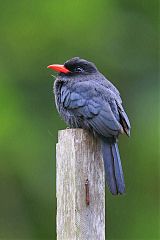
left=102, top=139, right=125, bottom=195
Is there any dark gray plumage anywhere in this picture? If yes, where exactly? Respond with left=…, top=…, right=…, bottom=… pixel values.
left=50, top=57, right=131, bottom=195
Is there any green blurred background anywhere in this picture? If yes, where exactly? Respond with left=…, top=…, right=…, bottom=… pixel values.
left=0, top=0, right=159, bottom=239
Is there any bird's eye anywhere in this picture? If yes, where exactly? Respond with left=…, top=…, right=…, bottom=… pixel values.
left=75, top=67, right=83, bottom=72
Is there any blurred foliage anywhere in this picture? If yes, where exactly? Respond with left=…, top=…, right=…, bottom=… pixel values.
left=0, top=0, right=159, bottom=239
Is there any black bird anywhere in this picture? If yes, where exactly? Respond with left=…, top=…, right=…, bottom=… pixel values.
left=47, top=57, right=131, bottom=195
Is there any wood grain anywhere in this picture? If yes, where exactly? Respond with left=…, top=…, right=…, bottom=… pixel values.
left=56, top=129, right=105, bottom=240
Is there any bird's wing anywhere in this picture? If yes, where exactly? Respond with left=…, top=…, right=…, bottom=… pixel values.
left=61, top=81, right=123, bottom=137
left=116, top=101, right=131, bottom=136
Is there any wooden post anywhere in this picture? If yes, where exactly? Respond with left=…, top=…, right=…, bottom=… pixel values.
left=56, top=129, right=105, bottom=240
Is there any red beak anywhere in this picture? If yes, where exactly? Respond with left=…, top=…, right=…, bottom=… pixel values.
left=47, top=64, right=70, bottom=74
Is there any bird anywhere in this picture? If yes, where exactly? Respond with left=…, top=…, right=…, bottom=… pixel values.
left=47, top=57, right=131, bottom=195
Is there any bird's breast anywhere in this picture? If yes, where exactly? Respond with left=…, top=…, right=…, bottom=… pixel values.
left=54, top=79, right=79, bottom=128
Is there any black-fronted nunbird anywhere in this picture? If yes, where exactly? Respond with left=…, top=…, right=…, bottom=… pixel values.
left=47, top=57, right=131, bottom=195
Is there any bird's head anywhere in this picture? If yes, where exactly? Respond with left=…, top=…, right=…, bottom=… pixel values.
left=47, top=57, right=98, bottom=77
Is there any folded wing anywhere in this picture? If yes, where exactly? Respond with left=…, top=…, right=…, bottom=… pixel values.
left=61, top=82, right=123, bottom=138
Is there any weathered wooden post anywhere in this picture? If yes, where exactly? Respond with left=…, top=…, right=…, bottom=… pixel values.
left=56, top=129, right=105, bottom=240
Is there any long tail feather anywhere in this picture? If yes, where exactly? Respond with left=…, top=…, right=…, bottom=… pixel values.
left=102, top=139, right=125, bottom=195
